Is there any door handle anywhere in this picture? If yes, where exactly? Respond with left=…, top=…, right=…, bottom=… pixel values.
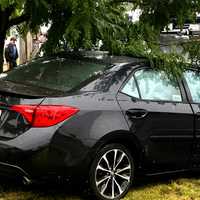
left=126, top=109, right=148, bottom=119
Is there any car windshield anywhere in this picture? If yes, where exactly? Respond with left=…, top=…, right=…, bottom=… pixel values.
left=2, top=57, right=106, bottom=92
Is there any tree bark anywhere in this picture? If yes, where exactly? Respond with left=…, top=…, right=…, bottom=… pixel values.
left=0, top=17, right=7, bottom=73
left=0, top=7, right=10, bottom=73
left=0, top=31, right=6, bottom=73
left=8, top=14, right=29, bottom=28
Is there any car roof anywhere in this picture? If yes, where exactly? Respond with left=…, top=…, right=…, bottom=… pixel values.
left=102, top=56, right=147, bottom=66
left=44, top=51, right=147, bottom=65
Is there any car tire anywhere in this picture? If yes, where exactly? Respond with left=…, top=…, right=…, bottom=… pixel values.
left=89, top=143, right=134, bottom=200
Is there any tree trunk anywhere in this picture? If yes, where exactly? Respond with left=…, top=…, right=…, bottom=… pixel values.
left=0, top=8, right=11, bottom=73
left=0, top=32, right=6, bottom=73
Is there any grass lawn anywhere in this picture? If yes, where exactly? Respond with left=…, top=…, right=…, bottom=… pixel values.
left=0, top=173, right=200, bottom=200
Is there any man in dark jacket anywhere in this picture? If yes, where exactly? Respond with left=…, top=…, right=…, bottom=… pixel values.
left=5, top=36, right=18, bottom=70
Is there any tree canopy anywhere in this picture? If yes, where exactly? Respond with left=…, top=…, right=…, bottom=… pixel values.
left=0, top=0, right=50, bottom=70
left=0, top=0, right=200, bottom=74
left=44, top=0, right=126, bottom=53
left=0, top=0, right=126, bottom=71
left=137, top=0, right=200, bottom=29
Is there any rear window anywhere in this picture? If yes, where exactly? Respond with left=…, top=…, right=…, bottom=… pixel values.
left=3, top=58, right=106, bottom=92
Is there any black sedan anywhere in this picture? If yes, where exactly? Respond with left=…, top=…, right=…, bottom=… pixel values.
left=0, top=55, right=199, bottom=200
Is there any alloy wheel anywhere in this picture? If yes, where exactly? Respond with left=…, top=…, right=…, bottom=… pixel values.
left=95, top=148, right=132, bottom=199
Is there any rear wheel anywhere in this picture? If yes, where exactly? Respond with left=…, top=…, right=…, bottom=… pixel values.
left=89, top=144, right=134, bottom=200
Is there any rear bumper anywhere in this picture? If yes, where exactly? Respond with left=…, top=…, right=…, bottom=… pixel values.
left=0, top=139, right=95, bottom=181
left=0, top=124, right=97, bottom=181
left=0, top=146, right=90, bottom=183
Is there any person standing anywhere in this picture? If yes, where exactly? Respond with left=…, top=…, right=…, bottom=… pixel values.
left=4, top=36, right=18, bottom=70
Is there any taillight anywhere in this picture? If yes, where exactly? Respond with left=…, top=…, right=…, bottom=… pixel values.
left=11, top=105, right=79, bottom=127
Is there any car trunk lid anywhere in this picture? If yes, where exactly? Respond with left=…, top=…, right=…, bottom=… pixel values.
left=0, top=81, right=49, bottom=140
left=0, top=80, right=65, bottom=97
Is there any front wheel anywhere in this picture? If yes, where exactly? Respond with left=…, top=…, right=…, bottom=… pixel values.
left=89, top=144, right=134, bottom=200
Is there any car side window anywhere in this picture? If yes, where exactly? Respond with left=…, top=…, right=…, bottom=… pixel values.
left=121, top=76, right=140, bottom=98
left=184, top=71, right=200, bottom=103
left=135, top=68, right=182, bottom=102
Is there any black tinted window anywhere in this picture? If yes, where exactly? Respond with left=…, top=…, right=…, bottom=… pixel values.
left=3, top=58, right=106, bottom=92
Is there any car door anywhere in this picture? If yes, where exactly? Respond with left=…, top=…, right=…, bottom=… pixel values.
left=117, top=67, right=194, bottom=173
left=184, top=70, right=200, bottom=168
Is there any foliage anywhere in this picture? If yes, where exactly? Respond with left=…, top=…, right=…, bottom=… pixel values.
left=0, top=0, right=50, bottom=30
left=182, top=40, right=200, bottom=65
left=116, top=0, right=200, bottom=78
left=135, top=0, right=200, bottom=29
left=43, top=0, right=126, bottom=54
left=43, top=0, right=200, bottom=80
left=1, top=0, right=200, bottom=77
left=0, top=0, right=53, bottom=71
left=148, top=48, right=188, bottom=80
left=101, top=20, right=189, bottom=78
